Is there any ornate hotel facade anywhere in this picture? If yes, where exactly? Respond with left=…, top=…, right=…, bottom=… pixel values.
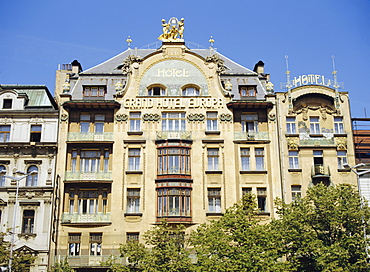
left=48, top=18, right=358, bottom=271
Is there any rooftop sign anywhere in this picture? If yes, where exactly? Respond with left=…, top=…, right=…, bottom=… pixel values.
left=291, top=74, right=332, bottom=88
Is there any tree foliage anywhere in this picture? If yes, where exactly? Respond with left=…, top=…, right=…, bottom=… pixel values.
left=120, top=222, right=194, bottom=272
left=273, top=184, right=370, bottom=272
left=48, top=257, right=76, bottom=272
left=101, top=255, right=129, bottom=272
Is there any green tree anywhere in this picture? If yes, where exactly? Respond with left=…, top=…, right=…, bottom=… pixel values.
left=273, top=184, right=370, bottom=272
left=101, top=255, right=129, bottom=272
left=190, top=194, right=289, bottom=272
left=120, top=222, right=195, bottom=272
left=48, top=257, right=75, bottom=272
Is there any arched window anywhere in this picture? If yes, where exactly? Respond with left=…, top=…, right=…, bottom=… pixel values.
left=0, top=165, right=5, bottom=186
left=26, top=165, right=38, bottom=186
left=147, top=84, right=166, bottom=96
left=181, top=84, right=200, bottom=96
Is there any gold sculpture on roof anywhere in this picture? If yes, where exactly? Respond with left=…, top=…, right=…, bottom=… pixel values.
left=158, top=17, right=185, bottom=42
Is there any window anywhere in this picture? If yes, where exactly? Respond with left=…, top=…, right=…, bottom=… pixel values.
left=157, top=181, right=191, bottom=217
left=337, top=151, right=348, bottom=169
left=0, top=125, right=10, bottom=142
left=206, top=112, right=218, bottom=131
left=257, top=188, right=267, bottom=212
left=22, top=210, right=35, bottom=234
left=255, top=148, right=265, bottom=170
left=3, top=99, right=12, bottom=109
left=148, top=86, right=165, bottom=96
left=90, top=233, right=102, bottom=256
left=208, top=188, right=221, bottom=213
left=240, top=86, right=256, bottom=97
left=334, top=117, right=344, bottom=134
left=80, top=150, right=100, bottom=173
left=288, top=151, right=299, bottom=169
left=30, top=125, right=41, bottom=142
left=67, top=187, right=109, bottom=214
left=127, top=232, right=139, bottom=242
left=0, top=166, right=5, bottom=186
left=130, top=112, right=141, bottom=132
left=80, top=114, right=90, bottom=133
left=241, top=114, right=258, bottom=133
left=162, top=112, right=186, bottom=131
left=182, top=87, right=199, bottom=96
left=313, top=150, right=324, bottom=165
left=94, top=115, right=105, bottom=133
left=127, top=189, right=140, bottom=213
left=68, top=233, right=81, bottom=256
left=310, top=117, right=320, bottom=135
left=242, top=187, right=252, bottom=196
left=291, top=185, right=301, bottom=201
left=286, top=117, right=296, bottom=134
left=207, top=148, right=219, bottom=171
left=240, top=148, right=250, bottom=171
left=158, top=142, right=191, bottom=175
left=128, top=148, right=141, bottom=171
left=83, top=86, right=106, bottom=98
left=26, top=165, right=38, bottom=186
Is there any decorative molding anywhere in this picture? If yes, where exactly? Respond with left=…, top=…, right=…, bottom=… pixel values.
left=219, top=113, right=232, bottom=122
left=205, top=54, right=227, bottom=74
left=336, top=137, right=347, bottom=150
left=287, top=138, right=299, bottom=150
left=115, top=114, right=128, bottom=122
left=142, top=113, right=160, bottom=122
left=187, top=113, right=205, bottom=122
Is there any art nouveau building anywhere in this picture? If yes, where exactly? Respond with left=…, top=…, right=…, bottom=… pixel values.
left=51, top=18, right=358, bottom=271
left=0, top=85, right=58, bottom=272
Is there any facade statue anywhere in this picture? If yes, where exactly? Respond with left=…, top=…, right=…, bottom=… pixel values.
left=158, top=17, right=184, bottom=42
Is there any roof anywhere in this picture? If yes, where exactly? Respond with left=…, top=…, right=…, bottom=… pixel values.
left=81, top=46, right=254, bottom=75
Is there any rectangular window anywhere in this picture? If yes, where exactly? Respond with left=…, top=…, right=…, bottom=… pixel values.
left=94, top=115, right=105, bottom=133
left=22, top=210, right=35, bottom=234
left=130, top=112, right=141, bottom=132
left=128, top=148, right=140, bottom=171
left=288, top=151, right=299, bottom=169
left=3, top=99, right=12, bottom=109
left=241, top=114, right=258, bottom=133
left=310, top=117, right=320, bottom=135
left=157, top=186, right=191, bottom=217
left=162, top=112, right=186, bottom=131
left=80, top=114, right=90, bottom=133
left=208, top=188, right=221, bottom=213
left=291, top=185, right=301, bottom=201
left=30, top=125, right=42, bottom=142
left=242, top=187, right=252, bottom=196
left=83, top=86, right=106, bottom=98
left=337, top=151, right=348, bottom=169
left=78, top=190, right=99, bottom=214
left=240, top=86, right=256, bottom=97
left=80, top=150, right=101, bottom=172
left=240, top=148, right=250, bottom=171
left=207, top=148, right=219, bottom=171
left=90, top=233, right=102, bottom=256
left=157, top=144, right=190, bottom=175
left=127, top=232, right=139, bottom=242
left=334, top=117, right=344, bottom=134
left=206, top=112, right=218, bottom=131
left=286, top=117, right=296, bottom=134
left=127, top=189, right=140, bottom=213
left=68, top=233, right=81, bottom=256
left=0, top=125, right=10, bottom=143
left=257, top=188, right=267, bottom=212
left=255, top=148, right=265, bottom=170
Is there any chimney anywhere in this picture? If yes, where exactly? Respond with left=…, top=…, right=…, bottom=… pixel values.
left=71, top=60, right=83, bottom=74
left=253, top=60, right=265, bottom=74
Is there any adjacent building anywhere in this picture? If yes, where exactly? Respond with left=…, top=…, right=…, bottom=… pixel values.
left=49, top=17, right=358, bottom=271
left=0, top=84, right=58, bottom=272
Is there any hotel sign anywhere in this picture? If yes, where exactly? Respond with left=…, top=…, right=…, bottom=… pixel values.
left=292, top=74, right=333, bottom=88
left=123, top=97, right=224, bottom=109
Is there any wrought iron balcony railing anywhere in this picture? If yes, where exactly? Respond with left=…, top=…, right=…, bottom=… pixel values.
left=311, top=164, right=331, bottom=178
left=61, top=213, right=111, bottom=224
left=156, top=131, right=192, bottom=140
left=234, top=131, right=269, bottom=141
left=65, top=171, right=112, bottom=181
left=67, top=132, right=114, bottom=142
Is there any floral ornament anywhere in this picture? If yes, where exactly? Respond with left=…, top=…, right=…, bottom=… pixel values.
left=187, top=113, right=205, bottom=122
left=143, top=113, right=161, bottom=122
left=268, top=113, right=276, bottom=121
left=219, top=113, right=232, bottom=122
left=60, top=113, right=68, bottom=122
left=115, top=114, right=128, bottom=122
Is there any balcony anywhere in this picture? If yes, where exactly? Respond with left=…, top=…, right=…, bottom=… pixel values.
left=156, top=131, right=192, bottom=140
left=65, top=171, right=112, bottom=181
left=61, top=212, right=111, bottom=224
left=311, top=164, right=331, bottom=178
left=55, top=255, right=124, bottom=267
left=67, top=132, right=113, bottom=142
left=234, top=131, right=269, bottom=141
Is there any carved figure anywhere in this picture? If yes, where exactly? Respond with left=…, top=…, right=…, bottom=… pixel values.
left=205, top=54, right=227, bottom=74
left=178, top=18, right=185, bottom=39
left=158, top=17, right=185, bottom=42
left=224, top=80, right=232, bottom=92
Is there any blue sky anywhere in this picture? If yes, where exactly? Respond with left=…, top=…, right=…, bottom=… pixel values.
left=1, top=0, right=369, bottom=117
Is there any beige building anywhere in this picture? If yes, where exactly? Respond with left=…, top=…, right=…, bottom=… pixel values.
left=51, top=18, right=357, bottom=271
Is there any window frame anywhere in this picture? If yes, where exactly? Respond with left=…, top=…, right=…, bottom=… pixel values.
left=66, top=186, right=109, bottom=215
left=68, top=233, right=81, bottom=256
left=239, top=86, right=257, bottom=97
left=162, top=112, right=186, bottom=131
left=206, top=112, right=218, bottom=131
left=157, top=142, right=191, bottom=176
left=257, top=188, right=267, bottom=212
left=255, top=148, right=265, bottom=170
left=127, top=188, right=140, bottom=214
left=240, top=148, right=250, bottom=171
left=310, top=117, right=321, bottom=135
left=241, top=113, right=259, bottom=133
left=286, top=117, right=297, bottom=134
left=83, top=86, right=106, bottom=98
left=22, top=210, right=35, bottom=234
left=90, top=233, right=102, bottom=256
left=30, top=124, right=42, bottom=142
left=128, top=148, right=141, bottom=171
left=291, top=185, right=301, bottom=201
left=147, top=84, right=166, bottom=96
left=129, top=112, right=141, bottom=132
left=207, top=148, right=219, bottom=171
left=0, top=125, right=10, bottom=143
left=337, top=150, right=348, bottom=169
left=288, top=151, right=299, bottom=169
left=208, top=188, right=221, bottom=213
left=334, top=117, right=344, bottom=134
left=26, top=165, right=38, bottom=186
left=0, top=165, right=5, bottom=186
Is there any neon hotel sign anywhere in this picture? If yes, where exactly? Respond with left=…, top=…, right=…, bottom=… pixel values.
left=291, top=74, right=333, bottom=88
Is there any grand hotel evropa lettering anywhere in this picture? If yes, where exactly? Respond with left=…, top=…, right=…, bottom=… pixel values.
left=123, top=98, right=223, bottom=109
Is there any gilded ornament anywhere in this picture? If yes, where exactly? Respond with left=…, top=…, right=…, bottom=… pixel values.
left=287, top=138, right=299, bottom=150
left=158, top=17, right=185, bottom=42
left=336, top=137, right=347, bottom=150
